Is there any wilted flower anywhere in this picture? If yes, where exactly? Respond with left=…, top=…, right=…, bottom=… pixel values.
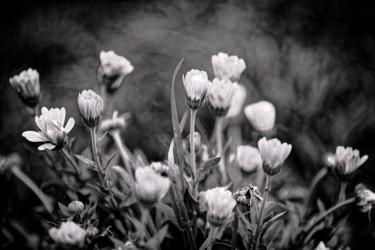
left=200, top=187, right=237, bottom=227
left=135, top=167, right=170, bottom=206
left=9, top=68, right=40, bottom=107
left=244, top=101, right=276, bottom=132
left=67, top=200, right=84, bottom=215
left=97, top=50, right=134, bottom=90
left=233, top=185, right=263, bottom=207
left=211, top=52, right=246, bottom=82
left=233, top=145, right=262, bottom=173
left=77, top=90, right=104, bottom=128
left=314, top=241, right=331, bottom=250
left=333, top=146, right=368, bottom=181
left=226, top=84, right=247, bottom=119
left=258, top=137, right=292, bottom=176
left=182, top=69, right=210, bottom=109
left=49, top=221, right=86, bottom=247
left=207, top=78, right=235, bottom=117
left=100, top=110, right=128, bottom=133
left=355, top=183, right=375, bottom=213
left=22, top=107, right=75, bottom=150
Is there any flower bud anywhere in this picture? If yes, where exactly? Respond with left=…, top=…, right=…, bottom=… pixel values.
left=333, top=146, right=368, bottom=181
left=9, top=68, right=40, bottom=107
left=258, top=137, right=292, bottom=176
left=244, top=101, right=276, bottom=132
left=207, top=78, right=235, bottom=117
left=211, top=52, right=246, bottom=82
left=77, top=90, right=104, bottom=127
left=182, top=69, right=210, bottom=110
left=49, top=221, right=86, bottom=247
left=234, top=145, right=262, bottom=173
left=97, top=50, right=134, bottom=90
left=355, top=183, right=375, bottom=213
left=67, top=200, right=85, bottom=215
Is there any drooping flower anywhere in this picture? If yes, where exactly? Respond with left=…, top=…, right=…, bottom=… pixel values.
left=333, top=146, right=368, bottom=181
left=207, top=78, right=236, bottom=117
left=200, top=187, right=237, bottom=227
left=22, top=107, right=75, bottom=150
left=97, top=50, right=134, bottom=90
left=49, top=221, right=86, bottom=247
left=9, top=68, right=41, bottom=107
left=135, top=167, right=171, bottom=206
left=226, top=84, right=247, bottom=119
left=314, top=241, right=331, bottom=250
left=234, top=145, right=262, bottom=173
left=77, top=90, right=104, bottom=128
left=244, top=101, right=276, bottom=132
left=355, top=183, right=375, bottom=213
left=211, top=52, right=246, bottom=82
left=182, top=69, right=211, bottom=110
left=258, top=137, right=292, bottom=176
left=67, top=200, right=85, bottom=215
left=100, top=110, right=129, bottom=133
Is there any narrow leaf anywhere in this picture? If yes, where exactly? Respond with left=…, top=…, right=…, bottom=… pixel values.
left=58, top=202, right=70, bottom=217
left=74, top=154, right=96, bottom=167
left=156, top=203, right=182, bottom=230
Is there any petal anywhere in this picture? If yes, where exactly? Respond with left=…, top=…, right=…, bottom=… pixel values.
left=38, top=143, right=56, bottom=151
left=22, top=131, right=48, bottom=142
left=59, top=107, right=66, bottom=124
left=64, top=117, right=75, bottom=133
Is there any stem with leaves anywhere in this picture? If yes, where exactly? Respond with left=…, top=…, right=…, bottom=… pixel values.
left=254, top=175, right=271, bottom=250
left=216, top=117, right=228, bottom=183
left=190, top=109, right=197, bottom=192
left=61, top=147, right=81, bottom=178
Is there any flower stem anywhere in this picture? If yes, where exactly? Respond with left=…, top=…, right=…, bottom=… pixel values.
left=254, top=175, right=271, bottom=250
left=216, top=117, right=228, bottom=183
left=338, top=182, right=347, bottom=203
left=89, top=127, right=106, bottom=186
left=304, top=167, right=328, bottom=215
left=61, top=147, right=81, bottom=178
left=111, top=130, right=133, bottom=179
left=232, top=211, right=239, bottom=250
left=190, top=109, right=197, bottom=184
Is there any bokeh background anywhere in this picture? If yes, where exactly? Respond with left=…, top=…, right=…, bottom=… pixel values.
left=1, top=0, right=375, bottom=248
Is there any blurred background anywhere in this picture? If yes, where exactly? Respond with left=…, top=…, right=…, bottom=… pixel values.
left=1, top=0, right=375, bottom=248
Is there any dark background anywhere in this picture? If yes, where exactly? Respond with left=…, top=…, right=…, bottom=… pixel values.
left=1, top=0, right=375, bottom=248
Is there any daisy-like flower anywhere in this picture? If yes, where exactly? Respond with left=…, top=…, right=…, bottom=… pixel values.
left=9, top=68, right=40, bottom=107
left=244, top=101, right=276, bottom=132
left=333, top=146, right=368, bottom=181
left=211, top=52, right=246, bottom=82
left=97, top=50, right=134, bottom=90
left=233, top=145, right=262, bottom=173
left=207, top=78, right=236, bottom=117
left=200, top=187, right=237, bottom=227
left=258, top=137, right=292, bottom=176
left=226, top=84, right=247, bottom=119
left=182, top=69, right=211, bottom=110
left=314, top=241, right=331, bottom=250
left=100, top=110, right=129, bottom=133
left=77, top=90, right=104, bottom=128
left=135, top=167, right=171, bottom=206
left=22, top=107, right=75, bottom=151
left=355, top=184, right=375, bottom=213
left=49, top=221, right=86, bottom=247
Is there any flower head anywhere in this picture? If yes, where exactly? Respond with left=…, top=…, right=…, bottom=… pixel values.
left=98, top=50, right=134, bottom=90
left=355, top=183, right=375, bottom=213
left=333, top=146, right=368, bottom=181
left=226, top=84, right=247, bottom=119
left=200, top=187, right=237, bottom=227
left=67, top=200, right=85, bottom=215
left=182, top=69, right=211, bottom=109
left=9, top=68, right=40, bottom=107
left=233, top=185, right=263, bottom=207
left=211, top=52, right=246, bottom=82
left=100, top=110, right=129, bottom=133
left=149, top=161, right=169, bottom=176
left=258, top=137, right=292, bottom=175
left=244, top=101, right=276, bottom=132
left=135, top=167, right=171, bottom=206
left=22, top=107, right=75, bottom=150
left=233, top=145, right=262, bottom=173
left=77, top=90, right=104, bottom=127
left=207, top=78, right=235, bottom=117
left=49, top=221, right=86, bottom=247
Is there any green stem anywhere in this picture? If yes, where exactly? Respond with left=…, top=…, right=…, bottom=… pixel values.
left=190, top=109, right=197, bottom=182
left=112, top=130, right=133, bottom=179
left=304, top=167, right=328, bottom=215
left=61, top=148, right=81, bottom=178
left=254, top=175, right=271, bottom=250
left=216, top=117, right=228, bottom=184
left=232, top=212, right=239, bottom=250
left=338, top=182, right=347, bottom=203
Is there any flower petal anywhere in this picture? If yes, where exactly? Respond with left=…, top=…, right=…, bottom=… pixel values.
left=59, top=107, right=66, bottom=125
left=22, top=131, right=48, bottom=142
left=38, top=143, right=56, bottom=151
left=64, top=117, right=75, bottom=133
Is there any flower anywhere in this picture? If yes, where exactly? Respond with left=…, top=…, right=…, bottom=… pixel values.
left=200, top=187, right=237, bottom=227
left=333, top=146, right=368, bottom=181
left=135, top=167, right=171, bottom=206
left=244, top=101, right=276, bottom=132
left=22, top=107, right=75, bottom=150
left=77, top=90, right=104, bottom=127
left=49, top=221, right=86, bottom=247
left=355, top=183, right=375, bottom=213
left=323, top=152, right=336, bottom=167
left=314, top=241, right=330, bottom=250
left=86, top=226, right=99, bottom=237
left=149, top=161, right=169, bottom=176
left=211, top=52, right=246, bottom=82
left=234, top=145, right=262, bottom=173
left=182, top=69, right=211, bottom=109
left=67, top=200, right=85, bottom=215
left=226, top=84, right=247, bottom=119
left=97, top=50, right=134, bottom=90
left=100, top=110, right=129, bottom=133
left=232, top=185, right=263, bottom=207
left=207, top=78, right=236, bottom=117
left=258, top=137, right=292, bottom=175
left=9, top=68, right=41, bottom=107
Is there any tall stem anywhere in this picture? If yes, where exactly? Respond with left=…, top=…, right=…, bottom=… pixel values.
left=89, top=127, right=105, bottom=185
left=304, top=167, right=327, bottom=215
left=61, top=147, right=81, bottom=178
left=338, top=182, right=347, bottom=203
left=190, top=109, right=197, bottom=185
left=216, top=117, right=228, bottom=183
left=112, top=130, right=133, bottom=179
left=254, top=175, right=271, bottom=250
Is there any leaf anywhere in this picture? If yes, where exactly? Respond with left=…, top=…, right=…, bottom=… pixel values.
left=108, top=236, right=127, bottom=250
left=195, top=157, right=221, bottom=185
left=105, top=151, right=119, bottom=170
left=111, top=166, right=135, bottom=191
left=74, top=154, right=96, bottom=167
left=58, top=202, right=70, bottom=217
left=261, top=211, right=287, bottom=235
left=145, top=225, right=169, bottom=250
left=156, top=203, right=182, bottom=230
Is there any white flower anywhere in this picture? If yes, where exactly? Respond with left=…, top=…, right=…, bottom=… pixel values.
left=211, top=52, right=246, bottom=82
left=314, top=241, right=330, bottom=250
left=9, top=68, right=40, bottom=107
left=22, top=107, right=75, bottom=150
left=234, top=145, right=262, bottom=173
left=355, top=184, right=375, bottom=213
left=49, top=221, right=86, bottom=247
left=100, top=110, right=129, bottom=133
left=334, top=146, right=368, bottom=180
left=207, top=78, right=236, bottom=117
left=98, top=50, right=134, bottom=90
left=149, top=161, right=169, bottom=176
left=226, top=84, right=247, bottom=118
left=200, top=187, right=237, bottom=227
left=77, top=90, right=104, bottom=127
left=258, top=137, right=292, bottom=175
left=182, top=69, right=211, bottom=109
left=244, top=101, right=276, bottom=132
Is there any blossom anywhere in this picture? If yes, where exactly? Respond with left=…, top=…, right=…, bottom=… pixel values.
left=67, top=200, right=85, bottom=215
left=22, top=107, right=75, bottom=150
left=258, top=137, right=292, bottom=175
left=314, top=241, right=330, bottom=250
left=244, top=101, right=276, bottom=132
left=234, top=145, right=262, bottom=173
left=355, top=183, right=375, bottom=213
left=97, top=50, right=134, bottom=90
left=207, top=78, right=236, bottom=117
left=333, top=146, right=368, bottom=180
left=211, top=52, right=246, bottom=82
left=182, top=69, right=211, bottom=109
left=226, top=84, right=247, bottom=119
left=86, top=226, right=99, bottom=237
left=49, top=221, right=86, bottom=247
left=100, top=110, right=129, bottom=133
left=77, top=90, right=104, bottom=127
left=149, top=161, right=169, bottom=176
left=135, top=167, right=170, bottom=206
left=9, top=68, right=40, bottom=107
left=200, top=187, right=237, bottom=227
